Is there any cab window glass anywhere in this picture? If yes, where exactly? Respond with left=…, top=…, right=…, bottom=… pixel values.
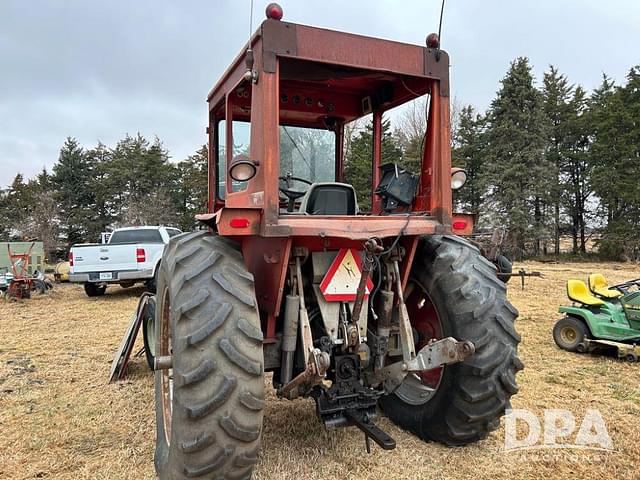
left=280, top=126, right=335, bottom=183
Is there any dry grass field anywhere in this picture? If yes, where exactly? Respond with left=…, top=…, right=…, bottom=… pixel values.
left=1, top=261, right=639, bottom=480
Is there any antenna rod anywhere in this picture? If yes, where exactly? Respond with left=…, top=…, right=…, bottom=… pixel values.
left=436, top=0, right=445, bottom=61
left=244, top=0, right=256, bottom=82
left=249, top=0, right=254, bottom=39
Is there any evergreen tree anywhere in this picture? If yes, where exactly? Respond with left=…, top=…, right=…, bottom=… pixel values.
left=0, top=189, right=8, bottom=240
left=344, top=118, right=402, bottom=210
left=176, top=145, right=209, bottom=231
left=52, top=137, right=95, bottom=245
left=85, top=143, right=115, bottom=241
left=482, top=57, right=550, bottom=253
left=590, top=69, right=640, bottom=259
left=561, top=86, right=592, bottom=254
left=542, top=66, right=574, bottom=254
left=104, top=134, right=178, bottom=226
left=0, top=174, right=29, bottom=239
left=452, top=105, right=485, bottom=212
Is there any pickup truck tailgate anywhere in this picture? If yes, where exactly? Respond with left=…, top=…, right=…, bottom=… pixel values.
left=72, top=244, right=142, bottom=273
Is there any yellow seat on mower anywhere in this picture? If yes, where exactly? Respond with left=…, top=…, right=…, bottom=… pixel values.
left=567, top=279, right=605, bottom=306
left=588, top=273, right=623, bottom=299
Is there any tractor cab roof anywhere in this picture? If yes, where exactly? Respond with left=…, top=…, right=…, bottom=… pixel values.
left=207, top=19, right=449, bottom=128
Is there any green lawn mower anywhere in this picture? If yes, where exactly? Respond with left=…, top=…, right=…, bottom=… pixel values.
left=553, top=274, right=640, bottom=362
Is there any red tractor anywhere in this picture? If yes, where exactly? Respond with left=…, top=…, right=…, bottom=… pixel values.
left=150, top=5, right=521, bottom=478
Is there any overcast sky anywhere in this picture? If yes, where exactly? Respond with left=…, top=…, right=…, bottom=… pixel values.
left=1, top=0, right=639, bottom=187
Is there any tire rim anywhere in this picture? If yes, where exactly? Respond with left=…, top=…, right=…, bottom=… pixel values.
left=159, top=286, right=173, bottom=445
left=559, top=325, right=578, bottom=346
left=145, top=311, right=156, bottom=358
left=393, top=280, right=444, bottom=405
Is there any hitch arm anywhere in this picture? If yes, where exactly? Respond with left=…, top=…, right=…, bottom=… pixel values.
left=372, top=337, right=475, bottom=392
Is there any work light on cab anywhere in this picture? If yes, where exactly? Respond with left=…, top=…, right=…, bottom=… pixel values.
left=229, top=159, right=257, bottom=182
left=451, top=167, right=467, bottom=190
left=265, top=2, right=283, bottom=20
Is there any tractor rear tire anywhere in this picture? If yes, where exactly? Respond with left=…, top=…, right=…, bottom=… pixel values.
left=154, top=231, right=264, bottom=480
left=84, top=282, right=106, bottom=297
left=380, top=235, right=522, bottom=446
left=553, top=316, right=589, bottom=352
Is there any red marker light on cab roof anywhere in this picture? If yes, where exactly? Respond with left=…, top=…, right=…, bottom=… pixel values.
left=426, top=33, right=440, bottom=49
left=452, top=221, right=467, bottom=230
left=265, top=2, right=283, bottom=20
left=230, top=218, right=251, bottom=228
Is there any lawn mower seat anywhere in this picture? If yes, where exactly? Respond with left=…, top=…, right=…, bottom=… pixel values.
left=299, top=182, right=358, bottom=215
left=567, top=279, right=605, bottom=306
left=588, top=273, right=623, bottom=299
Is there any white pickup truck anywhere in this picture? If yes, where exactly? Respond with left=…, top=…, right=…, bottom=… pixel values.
left=69, top=226, right=181, bottom=297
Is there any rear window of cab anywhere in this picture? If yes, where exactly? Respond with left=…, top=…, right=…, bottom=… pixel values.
left=109, top=229, right=164, bottom=244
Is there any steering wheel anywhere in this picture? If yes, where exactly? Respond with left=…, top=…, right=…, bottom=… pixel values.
left=279, top=174, right=313, bottom=212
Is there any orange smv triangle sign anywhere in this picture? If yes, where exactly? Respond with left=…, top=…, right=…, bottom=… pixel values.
left=319, top=248, right=374, bottom=302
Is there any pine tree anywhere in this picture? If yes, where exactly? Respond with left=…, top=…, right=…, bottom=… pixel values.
left=52, top=137, right=95, bottom=245
left=85, top=143, right=115, bottom=241
left=176, top=145, right=209, bottom=231
left=542, top=66, right=574, bottom=254
left=561, top=86, right=592, bottom=254
left=452, top=105, right=485, bottom=212
left=590, top=69, right=640, bottom=259
left=1, top=174, right=29, bottom=239
left=344, top=118, right=402, bottom=210
left=104, top=134, right=178, bottom=226
left=482, top=57, right=550, bottom=254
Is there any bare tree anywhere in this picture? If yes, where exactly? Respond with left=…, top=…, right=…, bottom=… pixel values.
left=397, top=97, right=428, bottom=143
left=120, top=189, right=178, bottom=227
left=24, top=190, right=59, bottom=260
left=449, top=95, right=462, bottom=147
left=343, top=117, right=363, bottom=161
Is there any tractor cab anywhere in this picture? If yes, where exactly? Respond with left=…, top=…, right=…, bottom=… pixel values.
left=202, top=11, right=465, bottom=240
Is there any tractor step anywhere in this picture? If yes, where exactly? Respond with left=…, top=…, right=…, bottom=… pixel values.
left=344, top=409, right=396, bottom=451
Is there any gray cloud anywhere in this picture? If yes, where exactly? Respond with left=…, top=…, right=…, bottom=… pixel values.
left=1, top=0, right=638, bottom=186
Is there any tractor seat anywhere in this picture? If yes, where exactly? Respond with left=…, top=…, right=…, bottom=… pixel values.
left=298, top=182, right=358, bottom=215
left=567, top=279, right=605, bottom=306
left=588, top=273, right=623, bottom=299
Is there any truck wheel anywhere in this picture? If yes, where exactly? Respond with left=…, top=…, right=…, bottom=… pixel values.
left=380, top=235, right=522, bottom=446
left=146, top=267, right=159, bottom=294
left=154, top=231, right=264, bottom=480
left=553, top=316, right=589, bottom=352
left=84, top=282, right=106, bottom=297
left=142, top=295, right=157, bottom=370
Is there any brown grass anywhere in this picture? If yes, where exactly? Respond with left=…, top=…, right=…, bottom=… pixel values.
left=1, top=262, right=639, bottom=479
